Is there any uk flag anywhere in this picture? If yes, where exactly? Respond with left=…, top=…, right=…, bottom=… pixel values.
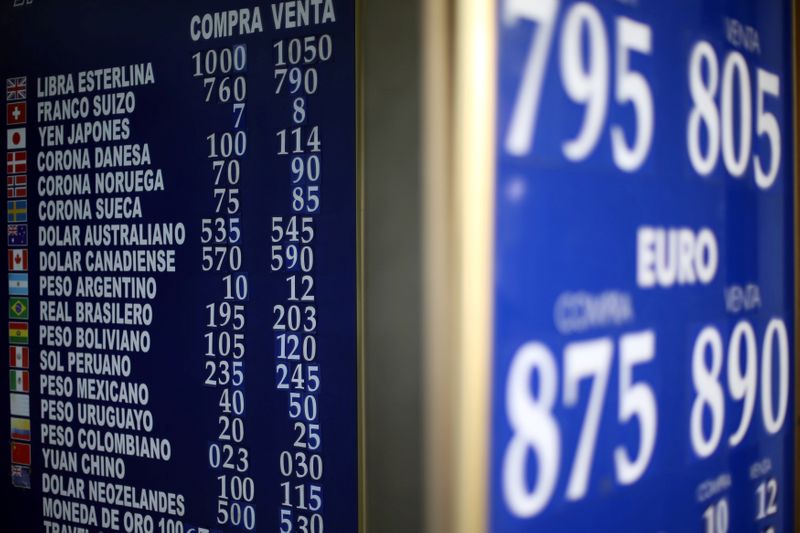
left=6, top=77, right=26, bottom=102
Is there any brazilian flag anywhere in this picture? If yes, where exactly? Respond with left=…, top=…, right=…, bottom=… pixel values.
left=9, top=297, right=28, bottom=320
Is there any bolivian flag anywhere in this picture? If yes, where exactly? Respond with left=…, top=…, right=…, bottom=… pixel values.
left=9, top=321, right=28, bottom=345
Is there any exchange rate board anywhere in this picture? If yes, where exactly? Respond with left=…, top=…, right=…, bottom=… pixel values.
left=1, top=2, right=358, bottom=532
left=491, top=0, right=795, bottom=531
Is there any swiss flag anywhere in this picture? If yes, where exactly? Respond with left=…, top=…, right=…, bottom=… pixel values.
left=6, top=102, right=26, bottom=125
left=8, top=249, right=27, bottom=271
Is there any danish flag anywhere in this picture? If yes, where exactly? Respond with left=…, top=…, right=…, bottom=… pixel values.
left=6, top=151, right=26, bottom=174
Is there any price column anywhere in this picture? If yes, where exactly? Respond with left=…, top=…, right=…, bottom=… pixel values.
left=272, top=32, right=330, bottom=533
left=193, top=43, right=256, bottom=532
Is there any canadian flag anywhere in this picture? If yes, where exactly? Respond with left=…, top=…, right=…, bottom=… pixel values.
left=8, top=249, right=27, bottom=271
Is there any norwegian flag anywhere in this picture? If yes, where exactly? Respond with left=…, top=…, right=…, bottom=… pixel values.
left=7, top=175, right=26, bottom=198
left=6, top=77, right=26, bottom=102
left=7, top=102, right=26, bottom=125
left=6, top=151, right=26, bottom=174
left=8, top=249, right=28, bottom=271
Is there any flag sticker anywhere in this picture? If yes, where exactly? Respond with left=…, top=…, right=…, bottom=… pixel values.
left=11, top=442, right=31, bottom=465
left=9, top=370, right=29, bottom=393
left=10, top=393, right=29, bottom=417
left=8, top=249, right=27, bottom=271
left=9, top=322, right=28, bottom=345
left=10, top=417, right=30, bottom=441
left=6, top=151, right=26, bottom=174
left=9, top=346, right=29, bottom=368
left=9, top=297, right=28, bottom=320
left=6, top=102, right=26, bottom=125
left=7, top=224, right=27, bottom=247
left=6, top=77, right=26, bottom=102
left=7, top=175, right=27, bottom=198
left=11, top=464, right=31, bottom=489
left=9, top=273, right=28, bottom=296
left=7, top=200, right=27, bottom=223
left=7, top=128, right=25, bottom=150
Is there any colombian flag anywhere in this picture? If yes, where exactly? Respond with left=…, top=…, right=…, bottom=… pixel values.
left=10, top=417, right=30, bottom=441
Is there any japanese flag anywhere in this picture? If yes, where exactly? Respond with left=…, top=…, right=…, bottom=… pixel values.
left=7, top=127, right=25, bottom=150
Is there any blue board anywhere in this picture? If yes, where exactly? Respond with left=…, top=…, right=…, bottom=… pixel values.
left=491, top=0, right=794, bottom=531
left=1, top=1, right=357, bottom=532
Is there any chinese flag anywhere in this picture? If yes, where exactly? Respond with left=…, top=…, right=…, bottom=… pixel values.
left=11, top=442, right=30, bottom=465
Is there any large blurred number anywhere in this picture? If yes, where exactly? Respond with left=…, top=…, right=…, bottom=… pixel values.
left=559, top=3, right=608, bottom=161
left=504, top=0, right=560, bottom=156
left=690, top=326, right=725, bottom=458
left=611, top=17, right=653, bottom=171
left=503, top=343, right=561, bottom=517
left=562, top=338, right=612, bottom=500
left=754, top=69, right=781, bottom=189
left=687, top=40, right=782, bottom=188
left=504, top=332, right=658, bottom=517
left=614, top=330, right=656, bottom=484
left=690, top=319, right=789, bottom=458
left=687, top=41, right=720, bottom=176
left=761, top=318, right=789, bottom=434
left=505, top=1, right=652, bottom=171
left=720, top=52, right=752, bottom=177
left=726, top=321, right=756, bottom=446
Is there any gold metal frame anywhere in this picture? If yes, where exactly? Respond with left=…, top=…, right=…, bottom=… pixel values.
left=423, top=1, right=496, bottom=532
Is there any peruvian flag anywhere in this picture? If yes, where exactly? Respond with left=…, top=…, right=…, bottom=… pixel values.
left=9, top=346, right=29, bottom=368
left=8, top=249, right=27, bottom=271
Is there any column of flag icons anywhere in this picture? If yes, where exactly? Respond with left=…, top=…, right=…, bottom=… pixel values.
left=6, top=76, right=30, bottom=490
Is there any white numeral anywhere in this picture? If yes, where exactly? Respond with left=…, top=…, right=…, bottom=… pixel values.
left=503, top=342, right=561, bottom=517
left=505, top=1, right=653, bottom=171
left=560, top=3, right=608, bottom=161
left=690, top=319, right=789, bottom=458
left=687, top=40, right=782, bottom=188
left=504, top=0, right=560, bottom=156
left=503, top=331, right=657, bottom=517
left=615, top=330, right=657, bottom=485
left=563, top=338, right=612, bottom=500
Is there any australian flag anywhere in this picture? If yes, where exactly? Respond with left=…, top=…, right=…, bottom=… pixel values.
left=7, top=224, right=27, bottom=247
left=10, top=464, right=30, bottom=489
